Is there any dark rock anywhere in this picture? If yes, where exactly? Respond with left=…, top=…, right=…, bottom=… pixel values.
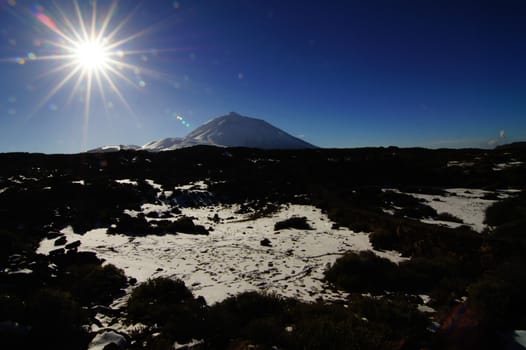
left=49, top=248, right=65, bottom=256
left=171, top=206, right=182, bottom=214
left=54, top=236, right=67, bottom=246
left=211, top=213, right=221, bottom=223
left=46, top=231, right=61, bottom=239
left=274, top=216, right=313, bottom=231
left=260, top=238, right=272, bottom=247
left=65, top=240, right=81, bottom=250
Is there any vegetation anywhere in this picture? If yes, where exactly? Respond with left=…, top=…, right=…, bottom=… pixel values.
left=108, top=214, right=208, bottom=236
left=0, top=288, right=90, bottom=350
left=467, top=192, right=526, bottom=330
left=127, top=277, right=207, bottom=343
left=127, top=285, right=430, bottom=350
left=325, top=251, right=479, bottom=299
left=0, top=147, right=525, bottom=348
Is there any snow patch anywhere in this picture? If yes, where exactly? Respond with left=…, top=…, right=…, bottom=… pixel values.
left=173, top=339, right=204, bottom=349
left=514, top=330, right=526, bottom=347
left=145, top=179, right=163, bottom=192
left=116, top=179, right=139, bottom=186
left=493, top=161, right=524, bottom=171
left=174, top=180, right=208, bottom=191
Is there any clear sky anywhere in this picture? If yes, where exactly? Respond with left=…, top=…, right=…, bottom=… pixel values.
left=0, top=0, right=525, bottom=153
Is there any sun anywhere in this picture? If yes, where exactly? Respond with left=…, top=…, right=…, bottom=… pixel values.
left=74, top=40, right=110, bottom=72
left=9, top=0, right=169, bottom=149
left=0, top=0, right=179, bottom=149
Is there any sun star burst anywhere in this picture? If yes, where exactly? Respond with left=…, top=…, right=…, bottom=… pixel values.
left=6, top=0, right=169, bottom=149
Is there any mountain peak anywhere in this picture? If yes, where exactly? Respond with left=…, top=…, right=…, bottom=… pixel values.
left=94, top=113, right=317, bottom=152
left=184, top=113, right=316, bottom=150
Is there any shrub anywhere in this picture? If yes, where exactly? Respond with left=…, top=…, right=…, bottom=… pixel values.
left=24, top=288, right=90, bottom=350
left=397, top=204, right=438, bottom=219
left=108, top=214, right=151, bottom=236
left=206, top=292, right=292, bottom=348
left=485, top=192, right=526, bottom=259
left=467, top=260, right=526, bottom=328
left=127, top=277, right=206, bottom=343
left=108, top=215, right=208, bottom=236
left=26, top=288, right=87, bottom=329
left=484, top=193, right=526, bottom=227
left=205, top=292, right=430, bottom=349
left=326, top=251, right=479, bottom=296
left=369, top=228, right=398, bottom=251
left=274, top=216, right=313, bottom=230
left=165, top=217, right=208, bottom=235
left=0, top=229, right=26, bottom=264
left=348, top=295, right=430, bottom=347
left=0, top=293, right=24, bottom=323
left=289, top=302, right=370, bottom=350
left=59, top=263, right=127, bottom=305
left=325, top=251, right=399, bottom=293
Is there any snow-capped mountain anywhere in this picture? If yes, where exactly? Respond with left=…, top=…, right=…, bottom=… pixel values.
left=179, top=112, right=317, bottom=150
left=91, top=112, right=317, bottom=152
left=87, top=144, right=141, bottom=153
left=142, top=137, right=185, bottom=151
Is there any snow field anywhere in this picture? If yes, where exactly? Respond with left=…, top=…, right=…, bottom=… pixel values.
left=391, top=188, right=517, bottom=232
left=38, top=203, right=405, bottom=305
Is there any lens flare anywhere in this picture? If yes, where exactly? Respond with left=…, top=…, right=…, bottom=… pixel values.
left=173, top=113, right=190, bottom=128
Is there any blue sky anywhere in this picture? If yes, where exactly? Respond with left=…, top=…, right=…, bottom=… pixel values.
left=0, top=0, right=525, bottom=153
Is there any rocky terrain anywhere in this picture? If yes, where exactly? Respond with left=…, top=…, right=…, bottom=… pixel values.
left=1, top=145, right=526, bottom=349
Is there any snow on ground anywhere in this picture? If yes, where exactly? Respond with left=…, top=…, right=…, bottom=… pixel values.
left=514, top=330, right=526, bottom=348
left=175, top=180, right=208, bottom=191
left=125, top=202, right=172, bottom=217
left=399, top=188, right=514, bottom=233
left=145, top=179, right=163, bottom=192
left=446, top=161, right=474, bottom=168
left=37, top=204, right=405, bottom=305
left=173, top=339, right=204, bottom=349
left=87, top=331, right=127, bottom=350
left=493, top=161, right=524, bottom=171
